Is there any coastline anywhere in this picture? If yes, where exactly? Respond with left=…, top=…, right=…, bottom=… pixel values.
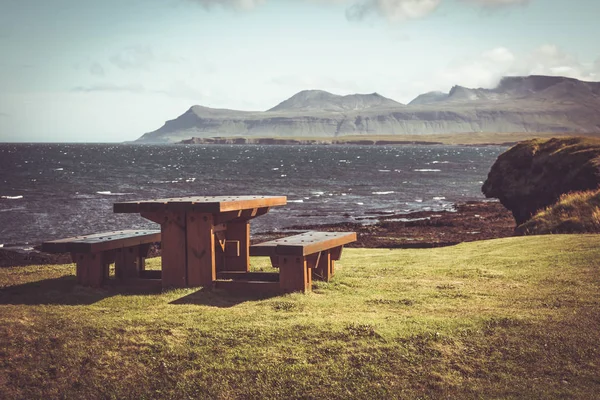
left=0, top=201, right=515, bottom=267
left=176, top=132, right=600, bottom=147
left=255, top=200, right=515, bottom=248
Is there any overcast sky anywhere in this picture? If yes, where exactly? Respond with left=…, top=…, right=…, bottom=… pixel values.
left=1, top=0, right=599, bottom=142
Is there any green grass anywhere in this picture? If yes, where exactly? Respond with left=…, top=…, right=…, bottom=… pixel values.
left=1, top=235, right=599, bottom=399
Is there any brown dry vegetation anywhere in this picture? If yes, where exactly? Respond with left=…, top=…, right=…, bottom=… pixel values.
left=517, top=188, right=600, bottom=234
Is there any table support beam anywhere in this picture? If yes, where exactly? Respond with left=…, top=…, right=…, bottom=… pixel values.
left=186, top=212, right=216, bottom=287
left=224, top=220, right=250, bottom=272
left=161, top=212, right=187, bottom=288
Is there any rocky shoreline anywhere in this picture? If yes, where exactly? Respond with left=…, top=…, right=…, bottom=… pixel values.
left=0, top=201, right=515, bottom=267
left=180, top=137, right=445, bottom=146
left=255, top=200, right=515, bottom=248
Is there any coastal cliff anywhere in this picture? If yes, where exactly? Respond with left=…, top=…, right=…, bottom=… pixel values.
left=482, top=136, right=600, bottom=226
left=135, top=75, right=600, bottom=143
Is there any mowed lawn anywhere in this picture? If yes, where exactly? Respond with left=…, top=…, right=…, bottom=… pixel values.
left=1, top=235, right=599, bottom=399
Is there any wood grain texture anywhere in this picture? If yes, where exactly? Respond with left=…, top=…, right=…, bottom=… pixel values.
left=161, top=212, right=187, bottom=288
left=42, top=230, right=160, bottom=254
left=278, top=256, right=311, bottom=293
left=115, top=246, right=141, bottom=280
left=72, top=252, right=108, bottom=287
left=250, top=231, right=356, bottom=257
left=186, top=212, right=215, bottom=287
left=114, top=195, right=286, bottom=214
left=313, top=250, right=332, bottom=282
left=224, top=240, right=241, bottom=257
left=224, top=221, right=250, bottom=272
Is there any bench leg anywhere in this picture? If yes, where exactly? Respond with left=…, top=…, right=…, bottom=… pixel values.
left=71, top=252, right=109, bottom=287
left=278, top=256, right=312, bottom=293
left=313, top=250, right=332, bottom=282
left=115, top=246, right=143, bottom=280
left=139, top=244, right=152, bottom=272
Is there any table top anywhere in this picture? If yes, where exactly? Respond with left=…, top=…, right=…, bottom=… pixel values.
left=113, top=195, right=287, bottom=214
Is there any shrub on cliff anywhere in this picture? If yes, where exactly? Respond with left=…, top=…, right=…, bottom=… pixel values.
left=482, top=136, right=600, bottom=225
left=516, top=188, right=600, bottom=234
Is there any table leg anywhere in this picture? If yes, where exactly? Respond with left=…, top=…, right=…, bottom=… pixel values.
left=161, top=212, right=187, bottom=288
left=186, top=212, right=216, bottom=287
left=224, top=220, right=250, bottom=272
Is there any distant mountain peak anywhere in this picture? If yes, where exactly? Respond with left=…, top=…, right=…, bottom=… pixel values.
left=135, top=74, right=600, bottom=143
left=407, top=91, right=448, bottom=106
left=267, top=90, right=402, bottom=112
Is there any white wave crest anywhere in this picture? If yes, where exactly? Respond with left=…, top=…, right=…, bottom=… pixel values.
left=414, top=169, right=441, bottom=172
left=288, top=199, right=304, bottom=203
left=372, top=191, right=395, bottom=195
left=97, top=191, right=133, bottom=196
left=1, top=195, right=23, bottom=200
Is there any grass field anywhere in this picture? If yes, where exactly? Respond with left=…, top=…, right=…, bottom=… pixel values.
left=1, top=235, right=599, bottom=399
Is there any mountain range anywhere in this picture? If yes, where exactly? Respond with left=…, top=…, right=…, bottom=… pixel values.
left=135, top=75, right=600, bottom=143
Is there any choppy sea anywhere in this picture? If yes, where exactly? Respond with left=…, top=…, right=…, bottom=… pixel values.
left=0, top=143, right=507, bottom=247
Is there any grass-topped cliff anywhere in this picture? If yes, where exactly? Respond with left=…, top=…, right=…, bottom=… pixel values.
left=483, top=136, right=600, bottom=227
left=2, top=235, right=600, bottom=399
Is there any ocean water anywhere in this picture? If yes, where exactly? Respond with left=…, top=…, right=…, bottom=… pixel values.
left=0, top=143, right=507, bottom=246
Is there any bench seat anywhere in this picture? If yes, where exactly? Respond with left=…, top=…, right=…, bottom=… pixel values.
left=249, top=231, right=356, bottom=293
left=42, top=230, right=161, bottom=287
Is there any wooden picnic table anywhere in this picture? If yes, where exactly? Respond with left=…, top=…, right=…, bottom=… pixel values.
left=113, top=195, right=287, bottom=289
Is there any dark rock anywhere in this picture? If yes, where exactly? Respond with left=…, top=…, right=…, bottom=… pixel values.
left=482, top=137, right=600, bottom=225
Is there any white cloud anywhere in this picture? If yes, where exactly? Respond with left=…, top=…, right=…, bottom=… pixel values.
left=346, top=0, right=442, bottom=21
left=110, top=46, right=155, bottom=70
left=459, top=0, right=530, bottom=7
left=72, top=83, right=147, bottom=94
left=72, top=81, right=211, bottom=101
left=187, top=0, right=530, bottom=20
left=187, top=0, right=266, bottom=10
left=429, top=44, right=600, bottom=93
left=482, top=47, right=515, bottom=64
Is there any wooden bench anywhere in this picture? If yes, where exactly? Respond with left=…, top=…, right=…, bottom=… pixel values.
left=248, top=231, right=356, bottom=293
left=42, top=230, right=161, bottom=287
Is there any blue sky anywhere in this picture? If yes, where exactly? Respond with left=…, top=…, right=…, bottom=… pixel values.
left=1, top=0, right=599, bottom=142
